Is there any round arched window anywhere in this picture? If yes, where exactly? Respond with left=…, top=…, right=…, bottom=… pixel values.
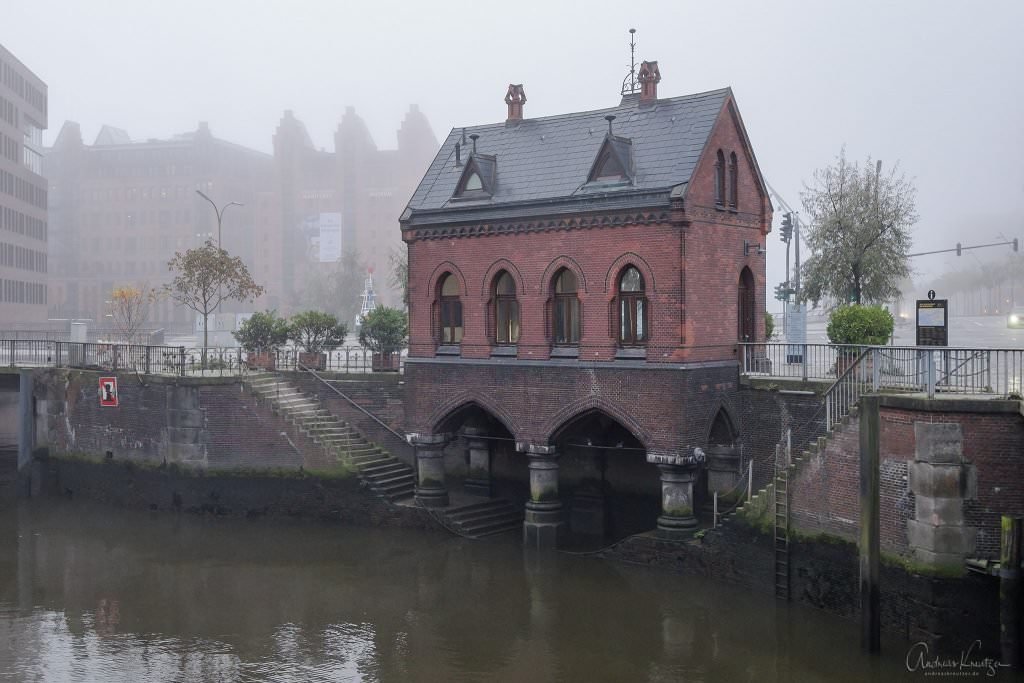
left=619, top=266, right=646, bottom=345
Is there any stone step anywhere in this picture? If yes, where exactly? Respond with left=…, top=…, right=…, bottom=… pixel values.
left=364, top=471, right=414, bottom=487
left=371, top=480, right=416, bottom=497
left=445, top=500, right=514, bottom=520
left=450, top=507, right=521, bottom=528
left=360, top=461, right=407, bottom=477
left=458, top=516, right=522, bottom=537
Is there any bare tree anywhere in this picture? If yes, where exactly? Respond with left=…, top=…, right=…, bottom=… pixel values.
left=799, top=150, right=918, bottom=307
left=108, top=285, right=158, bottom=343
left=166, top=240, right=263, bottom=366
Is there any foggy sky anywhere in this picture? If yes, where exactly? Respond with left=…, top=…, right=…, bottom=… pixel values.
left=5, top=0, right=1023, bottom=305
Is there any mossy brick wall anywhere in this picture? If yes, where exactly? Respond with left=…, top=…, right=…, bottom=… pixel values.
left=35, top=456, right=432, bottom=530
left=783, top=398, right=1024, bottom=560
left=31, top=369, right=332, bottom=471
left=605, top=522, right=1000, bottom=657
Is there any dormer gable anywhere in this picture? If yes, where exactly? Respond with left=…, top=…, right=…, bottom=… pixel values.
left=587, top=134, right=633, bottom=184
left=453, top=153, right=497, bottom=200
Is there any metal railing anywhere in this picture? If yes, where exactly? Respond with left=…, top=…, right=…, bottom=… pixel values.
left=1, top=340, right=405, bottom=377
left=741, top=342, right=1024, bottom=403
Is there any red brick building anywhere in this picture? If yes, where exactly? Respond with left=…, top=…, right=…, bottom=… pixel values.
left=401, top=65, right=772, bottom=547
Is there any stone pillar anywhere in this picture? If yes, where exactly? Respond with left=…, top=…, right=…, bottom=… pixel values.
left=657, top=464, right=699, bottom=535
left=463, top=427, right=492, bottom=497
left=17, top=370, right=34, bottom=498
left=522, top=443, right=564, bottom=549
left=907, top=422, right=977, bottom=569
left=411, top=433, right=450, bottom=508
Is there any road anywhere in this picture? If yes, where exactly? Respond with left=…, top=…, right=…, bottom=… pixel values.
left=792, top=314, right=1024, bottom=349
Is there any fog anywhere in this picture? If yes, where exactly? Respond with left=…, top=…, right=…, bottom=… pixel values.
left=6, top=0, right=1023, bottom=312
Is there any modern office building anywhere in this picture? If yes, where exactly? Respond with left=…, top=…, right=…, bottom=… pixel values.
left=0, top=43, right=48, bottom=325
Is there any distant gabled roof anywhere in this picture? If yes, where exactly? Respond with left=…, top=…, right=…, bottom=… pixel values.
left=405, top=88, right=730, bottom=219
left=94, top=125, right=131, bottom=146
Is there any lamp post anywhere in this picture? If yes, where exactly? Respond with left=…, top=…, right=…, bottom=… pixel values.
left=195, top=190, right=243, bottom=338
left=195, top=190, right=243, bottom=249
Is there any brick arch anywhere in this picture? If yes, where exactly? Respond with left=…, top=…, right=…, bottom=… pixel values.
left=603, top=252, right=657, bottom=294
left=479, top=258, right=526, bottom=297
left=540, top=255, right=588, bottom=294
left=703, top=396, right=740, bottom=444
left=427, top=390, right=521, bottom=439
left=427, top=261, right=468, bottom=297
left=540, top=397, right=653, bottom=451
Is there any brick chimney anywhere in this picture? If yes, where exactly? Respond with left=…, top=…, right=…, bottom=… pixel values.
left=638, top=61, right=661, bottom=105
left=505, top=84, right=527, bottom=123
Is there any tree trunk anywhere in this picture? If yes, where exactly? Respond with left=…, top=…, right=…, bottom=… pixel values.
left=202, top=312, right=209, bottom=369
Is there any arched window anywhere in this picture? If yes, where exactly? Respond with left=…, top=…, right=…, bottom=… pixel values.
left=715, top=149, right=726, bottom=207
left=438, top=273, right=463, bottom=344
left=618, top=266, right=647, bottom=345
left=494, top=271, right=519, bottom=344
left=738, top=267, right=755, bottom=342
left=552, top=268, right=580, bottom=345
left=728, top=151, right=738, bottom=209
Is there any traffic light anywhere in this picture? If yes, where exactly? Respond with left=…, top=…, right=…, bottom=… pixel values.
left=774, top=282, right=787, bottom=301
left=1014, top=238, right=1019, bottom=253
left=780, top=213, right=793, bottom=243
left=956, top=242, right=962, bottom=256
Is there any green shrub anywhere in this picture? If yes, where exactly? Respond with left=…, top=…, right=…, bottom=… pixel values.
left=288, top=311, right=348, bottom=353
left=233, top=310, right=289, bottom=352
left=826, top=305, right=893, bottom=346
left=765, top=311, right=775, bottom=340
left=358, top=306, right=408, bottom=356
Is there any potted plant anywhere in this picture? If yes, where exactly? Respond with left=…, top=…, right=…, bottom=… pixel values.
left=827, top=305, right=894, bottom=376
left=288, top=311, right=348, bottom=370
left=358, top=306, right=408, bottom=372
left=234, top=310, right=289, bottom=370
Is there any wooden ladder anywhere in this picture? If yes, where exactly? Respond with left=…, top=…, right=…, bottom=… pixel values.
left=774, top=467, right=790, bottom=601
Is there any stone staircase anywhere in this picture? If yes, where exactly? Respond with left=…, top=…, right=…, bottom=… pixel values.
left=246, top=373, right=415, bottom=502
left=722, top=405, right=860, bottom=529
left=443, top=498, right=523, bottom=538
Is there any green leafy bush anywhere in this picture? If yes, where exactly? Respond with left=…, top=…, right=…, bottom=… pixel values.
left=288, top=311, right=348, bottom=353
left=233, top=310, right=289, bottom=352
left=826, top=305, right=893, bottom=346
left=765, top=311, right=775, bottom=340
left=358, top=306, right=408, bottom=356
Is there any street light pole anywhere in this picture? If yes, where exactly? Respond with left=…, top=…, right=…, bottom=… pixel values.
left=195, top=190, right=243, bottom=249
left=195, top=190, right=244, bottom=340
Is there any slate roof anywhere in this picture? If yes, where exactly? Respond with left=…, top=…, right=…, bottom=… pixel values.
left=405, top=87, right=731, bottom=219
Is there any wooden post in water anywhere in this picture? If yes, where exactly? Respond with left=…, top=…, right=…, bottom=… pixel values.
left=859, top=394, right=880, bottom=653
left=1001, top=516, right=1022, bottom=669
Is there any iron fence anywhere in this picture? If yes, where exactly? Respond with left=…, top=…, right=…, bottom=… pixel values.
left=1, top=340, right=405, bottom=377
left=741, top=343, right=1024, bottom=399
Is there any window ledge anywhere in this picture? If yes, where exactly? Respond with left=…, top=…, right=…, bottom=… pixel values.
left=491, top=345, right=517, bottom=357
left=550, top=346, right=579, bottom=358
left=436, top=344, right=461, bottom=356
left=615, top=347, right=647, bottom=360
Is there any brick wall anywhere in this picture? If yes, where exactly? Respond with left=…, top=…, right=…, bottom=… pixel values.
left=737, top=383, right=829, bottom=491
left=31, top=369, right=333, bottom=472
left=404, top=360, right=739, bottom=457
left=783, top=397, right=1024, bottom=559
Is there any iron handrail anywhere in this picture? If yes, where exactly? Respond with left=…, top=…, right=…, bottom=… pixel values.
left=296, top=362, right=406, bottom=443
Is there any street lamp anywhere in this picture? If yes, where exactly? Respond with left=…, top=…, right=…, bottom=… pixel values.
left=195, top=189, right=243, bottom=249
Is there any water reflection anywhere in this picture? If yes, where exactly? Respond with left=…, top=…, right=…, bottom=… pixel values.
left=0, top=490, right=984, bottom=682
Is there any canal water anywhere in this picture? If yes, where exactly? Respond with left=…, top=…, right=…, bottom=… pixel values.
left=0, top=475, right=1011, bottom=682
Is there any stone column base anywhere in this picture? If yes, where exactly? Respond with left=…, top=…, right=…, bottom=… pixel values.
left=524, top=502, right=565, bottom=550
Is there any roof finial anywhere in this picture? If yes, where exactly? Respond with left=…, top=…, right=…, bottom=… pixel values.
left=605, top=115, right=616, bottom=135
left=469, top=133, right=479, bottom=154
left=621, top=28, right=639, bottom=96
